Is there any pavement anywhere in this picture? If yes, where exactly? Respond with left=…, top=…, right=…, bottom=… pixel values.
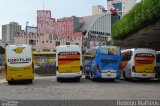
left=0, top=76, right=160, bottom=100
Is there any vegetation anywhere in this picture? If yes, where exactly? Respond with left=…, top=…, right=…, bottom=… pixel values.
left=112, top=0, right=160, bottom=40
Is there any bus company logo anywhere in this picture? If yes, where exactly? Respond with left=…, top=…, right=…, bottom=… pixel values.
left=136, top=53, right=154, bottom=57
left=8, top=58, right=31, bottom=64
left=13, top=47, right=25, bottom=54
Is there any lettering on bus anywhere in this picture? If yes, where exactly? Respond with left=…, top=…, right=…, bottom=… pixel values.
left=59, top=52, right=80, bottom=55
left=8, top=58, right=31, bottom=64
left=135, top=53, right=155, bottom=57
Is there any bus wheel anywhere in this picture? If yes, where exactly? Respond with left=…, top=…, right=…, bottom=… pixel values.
left=57, top=78, right=61, bottom=82
left=76, top=78, right=80, bottom=82
left=28, top=80, right=33, bottom=84
left=8, top=81, right=13, bottom=85
left=85, top=75, right=90, bottom=79
left=123, top=71, right=127, bottom=80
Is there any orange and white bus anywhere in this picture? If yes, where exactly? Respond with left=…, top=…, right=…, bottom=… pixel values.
left=121, top=48, right=156, bottom=80
left=56, top=45, right=82, bottom=81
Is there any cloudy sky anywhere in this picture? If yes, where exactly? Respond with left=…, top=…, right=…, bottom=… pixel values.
left=0, top=0, right=140, bottom=39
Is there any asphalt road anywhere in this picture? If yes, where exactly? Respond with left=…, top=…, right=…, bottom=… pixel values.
left=0, top=76, right=160, bottom=100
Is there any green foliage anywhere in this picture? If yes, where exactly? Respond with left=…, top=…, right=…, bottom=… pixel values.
left=112, top=0, right=160, bottom=40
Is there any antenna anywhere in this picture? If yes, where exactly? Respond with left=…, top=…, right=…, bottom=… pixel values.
left=43, top=0, right=45, bottom=10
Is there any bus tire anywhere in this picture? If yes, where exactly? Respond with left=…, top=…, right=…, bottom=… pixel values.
left=57, top=78, right=61, bottom=82
left=28, top=80, right=33, bottom=84
left=76, top=78, right=80, bottom=82
left=85, top=75, right=90, bottom=79
left=8, top=81, right=13, bottom=85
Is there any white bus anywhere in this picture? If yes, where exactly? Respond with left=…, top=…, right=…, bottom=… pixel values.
left=5, top=44, right=34, bottom=84
left=56, top=45, right=82, bottom=81
left=121, top=48, right=156, bottom=80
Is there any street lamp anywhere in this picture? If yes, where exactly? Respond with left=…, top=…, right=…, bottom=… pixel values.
left=26, top=21, right=29, bottom=44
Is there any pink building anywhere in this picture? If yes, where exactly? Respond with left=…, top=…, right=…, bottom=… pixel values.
left=14, top=10, right=83, bottom=52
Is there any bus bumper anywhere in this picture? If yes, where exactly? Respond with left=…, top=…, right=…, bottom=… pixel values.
left=131, top=72, right=155, bottom=79
left=56, top=71, right=82, bottom=78
left=6, top=74, right=34, bottom=81
left=101, top=72, right=117, bottom=79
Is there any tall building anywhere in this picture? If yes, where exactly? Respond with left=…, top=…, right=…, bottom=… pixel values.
left=92, top=5, right=107, bottom=15
left=107, top=0, right=136, bottom=16
left=2, top=22, right=21, bottom=43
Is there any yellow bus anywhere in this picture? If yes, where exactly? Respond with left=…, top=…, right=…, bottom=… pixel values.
left=5, top=44, right=34, bottom=84
left=56, top=45, right=82, bottom=81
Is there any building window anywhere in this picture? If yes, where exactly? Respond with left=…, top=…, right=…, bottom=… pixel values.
left=32, top=49, right=36, bottom=51
left=56, top=41, right=60, bottom=46
left=29, top=40, right=36, bottom=45
left=42, top=41, right=44, bottom=43
left=37, top=40, right=38, bottom=42
left=46, top=40, right=48, bottom=43
left=43, top=49, right=50, bottom=52
left=66, top=42, right=70, bottom=45
left=75, top=43, right=79, bottom=45
left=50, top=41, right=52, bottom=43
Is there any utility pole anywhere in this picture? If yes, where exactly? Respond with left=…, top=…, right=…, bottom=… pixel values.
left=26, top=21, right=29, bottom=44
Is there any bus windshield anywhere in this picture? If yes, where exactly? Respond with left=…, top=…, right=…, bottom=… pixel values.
left=99, top=47, right=120, bottom=55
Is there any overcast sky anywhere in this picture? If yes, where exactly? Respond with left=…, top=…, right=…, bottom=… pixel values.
left=0, top=0, right=140, bottom=39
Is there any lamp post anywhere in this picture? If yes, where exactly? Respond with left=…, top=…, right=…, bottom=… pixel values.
left=26, top=21, right=29, bottom=44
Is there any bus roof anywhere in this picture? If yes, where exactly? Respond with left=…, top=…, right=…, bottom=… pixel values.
left=6, top=44, right=31, bottom=47
left=121, top=49, right=132, bottom=53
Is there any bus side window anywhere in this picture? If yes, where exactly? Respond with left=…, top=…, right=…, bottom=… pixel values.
left=127, top=51, right=132, bottom=61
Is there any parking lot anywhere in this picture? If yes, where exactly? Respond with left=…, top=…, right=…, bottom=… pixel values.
left=0, top=76, right=160, bottom=100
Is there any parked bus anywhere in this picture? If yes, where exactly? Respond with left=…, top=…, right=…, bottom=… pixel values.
left=56, top=45, right=82, bottom=81
left=5, top=44, right=34, bottom=84
left=156, top=51, right=160, bottom=80
left=84, top=46, right=121, bottom=81
left=121, top=48, right=156, bottom=80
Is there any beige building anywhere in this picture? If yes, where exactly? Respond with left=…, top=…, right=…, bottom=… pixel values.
left=14, top=31, right=82, bottom=52
left=107, top=0, right=136, bottom=16
left=2, top=22, right=21, bottom=43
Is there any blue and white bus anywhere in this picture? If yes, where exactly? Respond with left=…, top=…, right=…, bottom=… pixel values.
left=84, top=46, right=121, bottom=81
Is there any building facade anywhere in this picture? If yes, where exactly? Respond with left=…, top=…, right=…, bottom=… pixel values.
left=14, top=31, right=82, bottom=52
left=2, top=22, right=21, bottom=43
left=107, top=0, right=136, bottom=16
left=92, top=5, right=107, bottom=15
left=14, top=10, right=120, bottom=52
